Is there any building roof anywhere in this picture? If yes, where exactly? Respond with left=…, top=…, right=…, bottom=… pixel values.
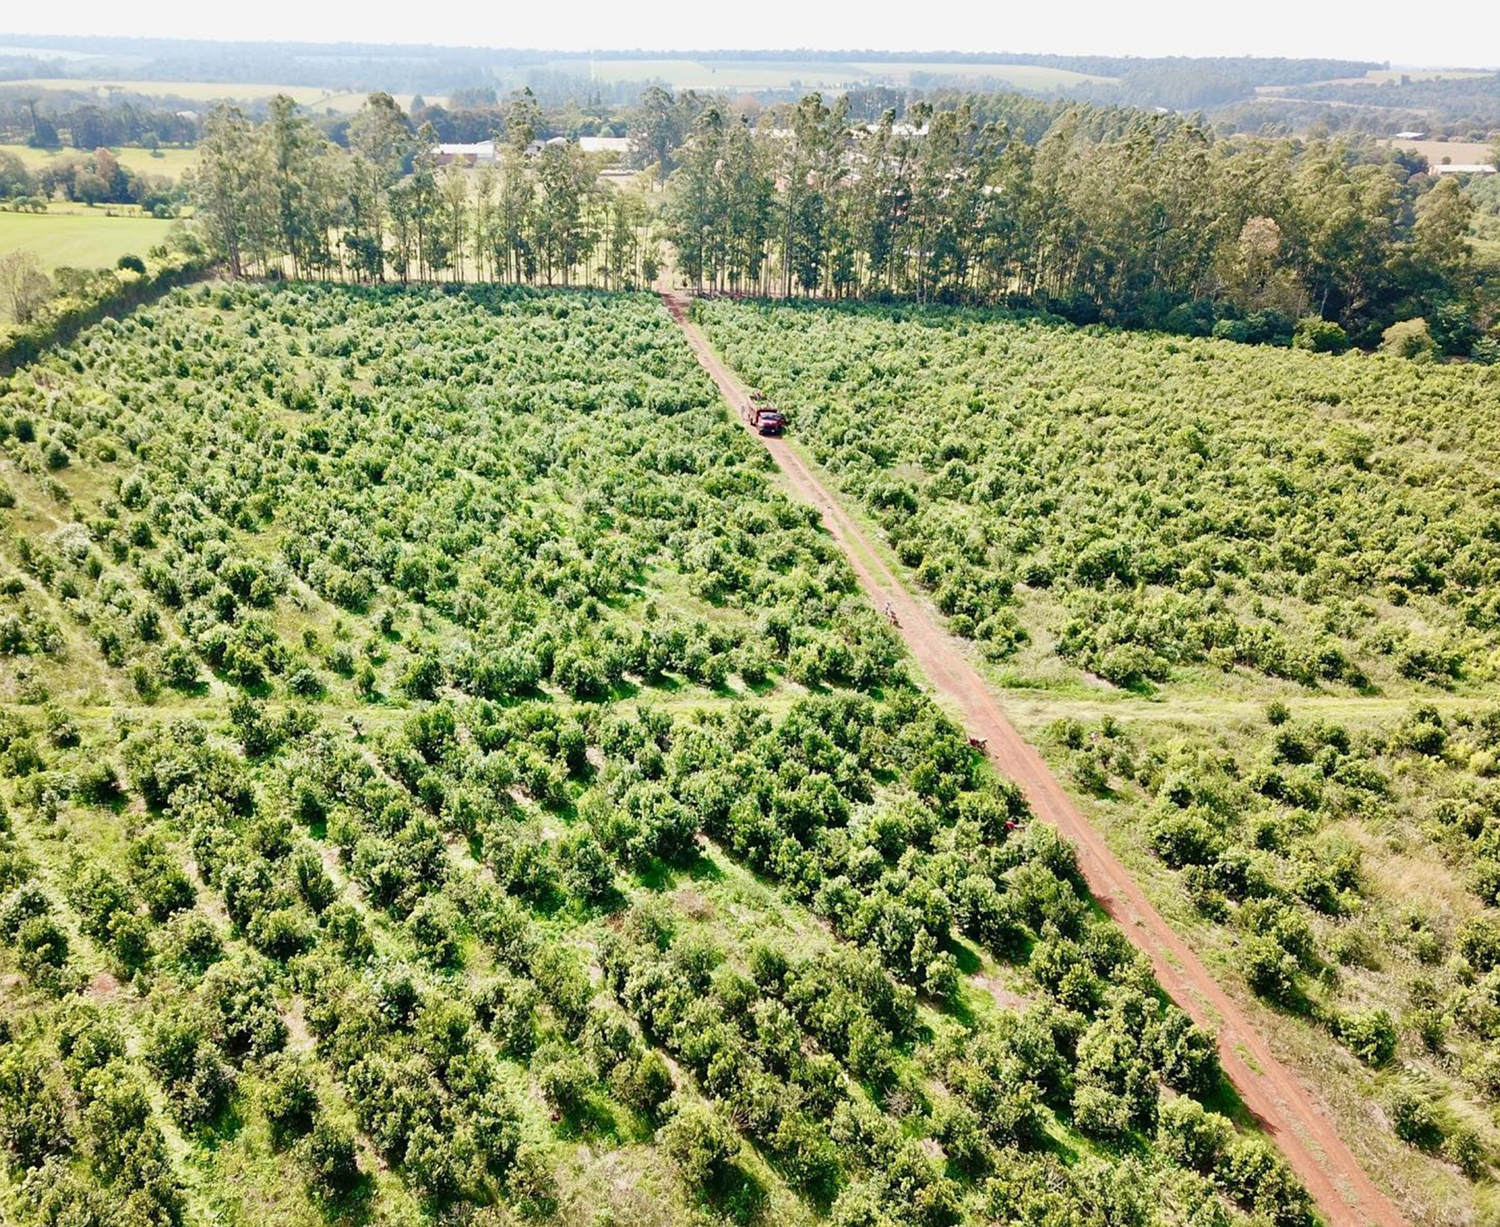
left=578, top=136, right=631, bottom=154
left=1433, top=163, right=1497, bottom=175
left=434, top=141, right=496, bottom=159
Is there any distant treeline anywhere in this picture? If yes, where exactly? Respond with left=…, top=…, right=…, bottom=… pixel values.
left=190, top=87, right=1491, bottom=353
left=652, top=93, right=1488, bottom=350
left=1211, top=75, right=1500, bottom=139
left=0, top=34, right=1383, bottom=79
left=0, top=34, right=1384, bottom=111
left=194, top=94, right=660, bottom=289
left=1290, top=72, right=1500, bottom=130
left=0, top=96, right=199, bottom=149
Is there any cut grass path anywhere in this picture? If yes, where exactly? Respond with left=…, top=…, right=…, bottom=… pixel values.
left=662, top=290, right=1410, bottom=1227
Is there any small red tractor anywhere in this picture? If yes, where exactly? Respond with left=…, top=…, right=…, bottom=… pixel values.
left=745, top=389, right=786, bottom=437
left=967, top=735, right=988, bottom=751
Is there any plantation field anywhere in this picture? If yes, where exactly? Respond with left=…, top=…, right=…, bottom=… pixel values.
left=315, top=91, right=434, bottom=114
left=695, top=298, right=1500, bottom=1225
left=1, top=82, right=432, bottom=117
left=0, top=208, right=175, bottom=270
left=0, top=142, right=200, bottom=181
left=0, top=285, right=1311, bottom=1227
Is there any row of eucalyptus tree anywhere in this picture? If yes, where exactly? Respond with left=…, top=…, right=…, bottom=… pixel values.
left=192, top=87, right=1482, bottom=342
left=195, top=93, right=658, bottom=289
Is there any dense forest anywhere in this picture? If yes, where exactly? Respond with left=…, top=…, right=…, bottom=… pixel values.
left=1292, top=74, right=1500, bottom=126
left=181, top=88, right=1496, bottom=353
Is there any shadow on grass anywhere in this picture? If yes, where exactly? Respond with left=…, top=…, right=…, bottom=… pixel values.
left=194, top=1098, right=246, bottom=1149
left=696, top=1162, right=770, bottom=1226
left=315, top=1172, right=376, bottom=1226
left=551, top=1092, right=624, bottom=1143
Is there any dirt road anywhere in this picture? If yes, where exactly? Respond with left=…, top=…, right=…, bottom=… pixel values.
left=663, top=292, right=1408, bottom=1227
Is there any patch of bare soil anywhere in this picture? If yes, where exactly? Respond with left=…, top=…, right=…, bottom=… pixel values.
left=89, top=970, right=121, bottom=999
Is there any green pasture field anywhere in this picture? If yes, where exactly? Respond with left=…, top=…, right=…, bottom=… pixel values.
left=0, top=142, right=200, bottom=181
left=541, top=58, right=866, bottom=90
left=2, top=80, right=438, bottom=119
left=2, top=77, right=331, bottom=103
left=0, top=207, right=174, bottom=269
left=1379, top=138, right=1496, bottom=164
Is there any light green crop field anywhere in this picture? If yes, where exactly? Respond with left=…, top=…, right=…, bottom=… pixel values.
left=1256, top=68, right=1494, bottom=95
left=1321, top=68, right=1493, bottom=85
left=541, top=58, right=864, bottom=90
left=3, top=77, right=331, bottom=104
left=0, top=143, right=200, bottom=181
left=0, top=209, right=174, bottom=270
left=313, top=91, right=436, bottom=114
left=539, top=58, right=1114, bottom=92
left=851, top=61, right=1116, bottom=88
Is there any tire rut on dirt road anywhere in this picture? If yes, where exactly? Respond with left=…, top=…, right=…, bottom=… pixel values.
left=662, top=292, right=1408, bottom=1227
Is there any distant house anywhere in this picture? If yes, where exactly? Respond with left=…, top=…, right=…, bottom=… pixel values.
left=1433, top=163, right=1497, bottom=176
left=433, top=141, right=496, bottom=166
left=754, top=124, right=928, bottom=144
left=1393, top=130, right=1427, bottom=140
left=435, top=135, right=633, bottom=164
left=578, top=136, right=632, bottom=156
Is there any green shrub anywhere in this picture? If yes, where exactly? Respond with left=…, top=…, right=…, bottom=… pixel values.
left=1157, top=1096, right=1233, bottom=1172
left=611, top=1048, right=674, bottom=1117
left=262, top=1054, right=319, bottom=1144
left=660, top=1099, right=739, bottom=1190
left=1337, top=1009, right=1397, bottom=1066
left=1241, top=936, right=1298, bottom=1005
left=1380, top=317, right=1436, bottom=360
left=1442, top=1125, right=1486, bottom=1177
left=301, top=1118, right=362, bottom=1198
left=1292, top=316, right=1349, bottom=353
left=1387, top=1085, right=1441, bottom=1148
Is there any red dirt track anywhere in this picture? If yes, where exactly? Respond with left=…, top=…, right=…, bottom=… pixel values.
left=664, top=292, right=1408, bottom=1227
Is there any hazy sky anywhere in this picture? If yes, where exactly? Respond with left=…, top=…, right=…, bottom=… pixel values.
left=4, top=0, right=1497, bottom=67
